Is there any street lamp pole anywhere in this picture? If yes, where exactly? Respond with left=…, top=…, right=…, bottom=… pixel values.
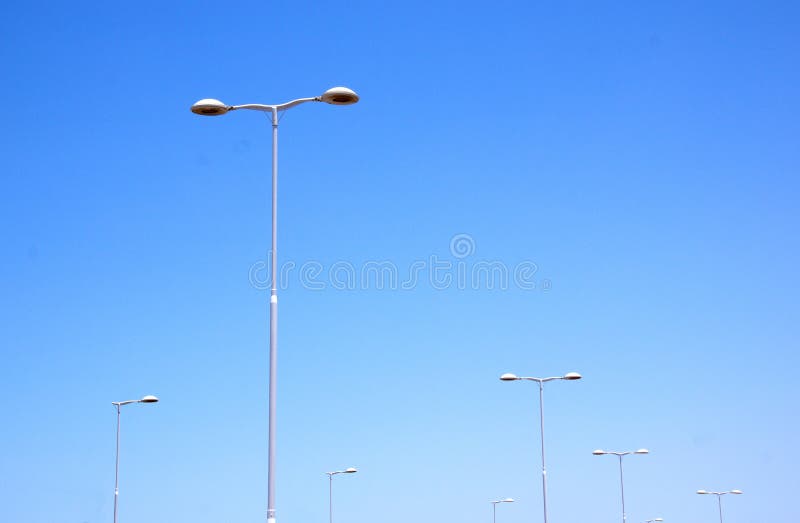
left=111, top=395, right=159, bottom=523
left=326, top=468, right=357, bottom=523
left=697, top=489, right=742, bottom=523
left=191, top=87, right=359, bottom=523
left=491, top=498, right=514, bottom=523
left=618, top=455, right=626, bottom=523
left=592, top=449, right=649, bottom=523
left=500, top=372, right=581, bottom=523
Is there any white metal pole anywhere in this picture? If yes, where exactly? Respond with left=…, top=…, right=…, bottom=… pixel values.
left=267, top=107, right=279, bottom=523
left=113, top=404, right=121, bottom=523
left=618, top=455, right=627, bottom=523
left=538, top=381, right=549, bottom=523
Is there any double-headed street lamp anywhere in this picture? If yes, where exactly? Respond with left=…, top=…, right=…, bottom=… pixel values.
left=112, top=395, right=159, bottom=523
left=491, top=498, right=514, bottom=523
left=191, top=87, right=359, bottom=523
left=500, top=372, right=582, bottom=523
left=326, top=468, right=357, bottom=523
left=697, top=489, right=742, bottom=523
left=592, top=448, right=649, bottom=523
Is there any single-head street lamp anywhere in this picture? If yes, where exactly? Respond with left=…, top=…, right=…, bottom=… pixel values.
left=190, top=98, right=229, bottom=116
left=320, top=87, right=360, bottom=105
left=697, top=489, right=742, bottom=523
left=593, top=449, right=650, bottom=523
left=326, top=468, right=358, bottom=523
left=500, top=372, right=581, bottom=523
left=191, top=87, right=358, bottom=523
left=111, top=396, right=159, bottom=523
left=491, top=498, right=514, bottom=523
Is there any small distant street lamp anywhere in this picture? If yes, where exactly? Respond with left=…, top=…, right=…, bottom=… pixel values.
left=697, top=489, right=742, bottom=523
left=112, top=395, right=158, bottom=523
left=491, top=498, right=514, bottom=523
left=645, top=517, right=664, bottom=523
left=191, top=86, right=359, bottom=523
left=500, top=372, right=581, bottom=523
left=592, top=448, right=649, bottom=523
left=326, top=468, right=357, bottom=523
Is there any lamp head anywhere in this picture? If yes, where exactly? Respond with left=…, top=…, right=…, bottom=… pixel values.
left=654, top=518, right=663, bottom=521
left=140, top=395, right=159, bottom=403
left=320, top=86, right=359, bottom=105
left=635, top=448, right=649, bottom=454
left=344, top=467, right=357, bottom=473
left=191, top=98, right=230, bottom=116
left=730, top=490, right=743, bottom=495
left=500, top=373, right=519, bottom=381
left=563, top=372, right=582, bottom=380
left=697, top=490, right=708, bottom=495
left=503, top=498, right=514, bottom=503
left=593, top=449, right=606, bottom=455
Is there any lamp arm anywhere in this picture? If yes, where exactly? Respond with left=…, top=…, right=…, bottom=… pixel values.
left=230, top=97, right=318, bottom=113
left=230, top=104, right=273, bottom=112
left=276, top=97, right=320, bottom=111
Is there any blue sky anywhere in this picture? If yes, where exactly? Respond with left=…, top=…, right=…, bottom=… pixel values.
left=1, top=1, right=798, bottom=523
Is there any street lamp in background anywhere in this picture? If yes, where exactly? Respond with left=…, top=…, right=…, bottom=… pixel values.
left=326, top=468, right=357, bottom=523
left=697, top=489, right=742, bottom=523
left=111, top=395, right=158, bottom=523
left=592, top=448, right=649, bottom=523
left=500, top=372, right=581, bottom=523
left=491, top=498, right=514, bottom=523
left=645, top=518, right=664, bottom=523
left=191, top=87, right=359, bottom=523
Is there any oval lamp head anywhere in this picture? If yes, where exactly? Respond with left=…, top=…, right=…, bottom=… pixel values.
left=140, top=395, right=159, bottom=403
left=593, top=449, right=606, bottom=455
left=697, top=490, right=708, bottom=495
left=563, top=372, right=582, bottom=380
left=500, top=373, right=518, bottom=381
left=635, top=448, right=649, bottom=454
left=503, top=498, right=514, bottom=503
left=191, top=98, right=230, bottom=116
left=344, top=467, right=357, bottom=473
left=730, top=490, right=743, bottom=495
left=655, top=518, right=663, bottom=521
left=321, top=86, right=359, bottom=105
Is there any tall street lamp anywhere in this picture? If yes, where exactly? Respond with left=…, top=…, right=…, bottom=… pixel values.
left=112, top=395, right=158, bottom=523
left=491, top=498, right=514, bottom=523
left=326, top=468, right=357, bottom=523
left=697, top=489, right=742, bottom=523
left=500, top=372, right=581, bottom=523
left=592, top=448, right=649, bottom=523
left=191, top=86, right=359, bottom=523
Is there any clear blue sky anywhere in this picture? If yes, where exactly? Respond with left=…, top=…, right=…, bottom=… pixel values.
left=1, top=1, right=798, bottom=523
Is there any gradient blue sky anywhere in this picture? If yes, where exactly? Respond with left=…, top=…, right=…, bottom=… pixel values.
left=1, top=1, right=798, bottom=523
